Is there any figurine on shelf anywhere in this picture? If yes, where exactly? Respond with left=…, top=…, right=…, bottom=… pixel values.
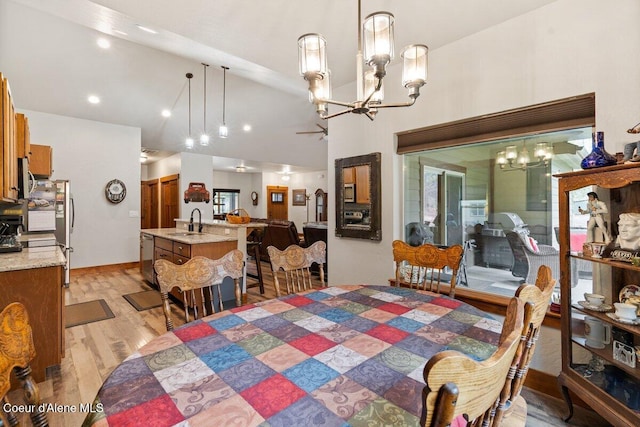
left=616, top=212, right=640, bottom=250
left=578, top=192, right=612, bottom=244
left=622, top=140, right=640, bottom=163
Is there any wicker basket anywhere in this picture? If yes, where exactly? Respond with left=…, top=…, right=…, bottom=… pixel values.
left=226, top=208, right=251, bottom=224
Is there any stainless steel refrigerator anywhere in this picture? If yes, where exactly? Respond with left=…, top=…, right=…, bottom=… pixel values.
left=27, top=179, right=74, bottom=285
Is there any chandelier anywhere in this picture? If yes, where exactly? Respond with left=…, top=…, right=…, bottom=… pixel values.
left=297, top=0, right=428, bottom=121
left=496, top=142, right=553, bottom=171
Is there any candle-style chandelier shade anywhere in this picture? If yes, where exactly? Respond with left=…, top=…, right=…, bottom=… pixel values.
left=297, top=0, right=428, bottom=121
left=219, top=66, right=229, bottom=138
left=200, top=63, right=210, bottom=146
left=496, top=141, right=553, bottom=171
left=185, top=72, right=194, bottom=149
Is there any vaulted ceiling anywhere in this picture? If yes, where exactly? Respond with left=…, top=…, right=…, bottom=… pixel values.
left=0, top=0, right=557, bottom=172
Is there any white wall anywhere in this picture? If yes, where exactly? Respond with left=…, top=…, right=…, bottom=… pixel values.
left=146, top=156, right=327, bottom=231
left=21, top=109, right=141, bottom=268
left=259, top=171, right=328, bottom=232
left=328, top=0, right=640, bottom=375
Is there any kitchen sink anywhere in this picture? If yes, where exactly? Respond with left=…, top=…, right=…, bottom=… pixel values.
left=167, top=232, right=200, bottom=236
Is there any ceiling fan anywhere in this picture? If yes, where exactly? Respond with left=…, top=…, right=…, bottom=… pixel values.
left=296, top=124, right=328, bottom=140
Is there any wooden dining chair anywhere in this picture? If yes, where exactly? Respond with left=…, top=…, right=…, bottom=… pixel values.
left=0, top=303, right=48, bottom=427
left=267, top=241, right=326, bottom=297
left=421, top=297, right=527, bottom=427
left=498, top=265, right=556, bottom=426
left=392, top=240, right=464, bottom=297
left=154, top=251, right=244, bottom=331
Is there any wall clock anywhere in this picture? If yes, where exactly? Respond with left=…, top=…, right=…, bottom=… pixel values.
left=251, top=191, right=259, bottom=206
left=105, top=179, right=127, bottom=204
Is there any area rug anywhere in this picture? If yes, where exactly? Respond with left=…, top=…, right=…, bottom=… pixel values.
left=123, top=290, right=163, bottom=311
left=65, top=299, right=114, bottom=328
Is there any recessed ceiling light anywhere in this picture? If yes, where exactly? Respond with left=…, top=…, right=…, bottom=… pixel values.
left=161, top=109, right=171, bottom=118
left=97, top=38, right=111, bottom=49
left=243, top=124, right=252, bottom=132
left=136, top=25, right=157, bottom=34
left=88, top=95, right=100, bottom=104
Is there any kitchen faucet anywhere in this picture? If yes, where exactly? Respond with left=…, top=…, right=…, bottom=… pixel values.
left=189, top=208, right=203, bottom=233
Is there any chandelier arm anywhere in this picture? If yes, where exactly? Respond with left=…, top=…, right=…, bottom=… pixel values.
left=360, top=77, right=383, bottom=107
left=373, top=97, right=418, bottom=109
left=315, top=98, right=357, bottom=108
left=322, top=108, right=355, bottom=120
left=364, top=112, right=376, bottom=121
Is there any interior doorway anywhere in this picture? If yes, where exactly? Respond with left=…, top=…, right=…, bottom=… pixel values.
left=141, top=179, right=159, bottom=229
left=267, top=186, right=288, bottom=220
left=160, top=174, right=179, bottom=228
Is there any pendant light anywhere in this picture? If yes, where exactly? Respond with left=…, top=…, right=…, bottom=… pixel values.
left=219, top=66, right=229, bottom=138
left=185, top=72, right=194, bottom=149
left=200, top=63, right=210, bottom=146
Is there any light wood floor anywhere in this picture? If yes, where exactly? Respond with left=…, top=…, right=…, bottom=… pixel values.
left=8, top=261, right=611, bottom=426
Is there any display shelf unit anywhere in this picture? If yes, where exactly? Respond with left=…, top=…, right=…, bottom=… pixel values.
left=556, top=163, right=640, bottom=427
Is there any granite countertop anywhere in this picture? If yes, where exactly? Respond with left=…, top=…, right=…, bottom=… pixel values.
left=141, top=228, right=238, bottom=244
left=174, top=219, right=267, bottom=228
left=0, top=245, right=66, bottom=273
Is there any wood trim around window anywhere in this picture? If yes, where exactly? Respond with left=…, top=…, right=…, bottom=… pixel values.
left=397, top=93, right=595, bottom=154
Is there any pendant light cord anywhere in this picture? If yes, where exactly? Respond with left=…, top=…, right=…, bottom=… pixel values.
left=202, top=63, right=208, bottom=132
left=186, top=72, right=193, bottom=136
left=221, top=66, right=229, bottom=125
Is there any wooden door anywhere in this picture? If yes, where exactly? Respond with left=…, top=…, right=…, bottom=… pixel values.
left=267, top=185, right=288, bottom=220
left=160, top=174, right=179, bottom=228
left=141, top=179, right=159, bottom=229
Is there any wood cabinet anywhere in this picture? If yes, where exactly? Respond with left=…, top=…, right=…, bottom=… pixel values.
left=1, top=73, right=18, bottom=202
left=355, top=165, right=370, bottom=204
left=30, top=144, right=52, bottom=178
left=556, top=163, right=640, bottom=427
left=15, top=112, right=30, bottom=159
left=343, top=167, right=355, bottom=184
left=342, top=166, right=370, bottom=204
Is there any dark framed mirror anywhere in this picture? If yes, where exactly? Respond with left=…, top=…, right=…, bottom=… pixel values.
left=335, top=152, right=381, bottom=240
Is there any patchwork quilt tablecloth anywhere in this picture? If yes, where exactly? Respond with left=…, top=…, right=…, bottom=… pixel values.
left=85, top=285, right=502, bottom=427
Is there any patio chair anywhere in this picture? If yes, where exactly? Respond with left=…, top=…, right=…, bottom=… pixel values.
left=505, top=231, right=560, bottom=286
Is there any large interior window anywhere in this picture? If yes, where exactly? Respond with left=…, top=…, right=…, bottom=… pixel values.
left=403, top=127, right=594, bottom=298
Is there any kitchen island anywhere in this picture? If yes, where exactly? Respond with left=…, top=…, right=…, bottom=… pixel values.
left=141, top=226, right=261, bottom=304
left=0, top=245, right=66, bottom=383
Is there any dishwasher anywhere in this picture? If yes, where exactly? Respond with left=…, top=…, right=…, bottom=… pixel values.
left=140, top=233, right=155, bottom=284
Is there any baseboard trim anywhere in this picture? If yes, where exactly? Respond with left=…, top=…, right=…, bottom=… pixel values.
left=71, top=262, right=139, bottom=275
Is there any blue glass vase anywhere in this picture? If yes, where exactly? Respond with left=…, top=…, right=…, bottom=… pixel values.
left=581, top=131, right=617, bottom=169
